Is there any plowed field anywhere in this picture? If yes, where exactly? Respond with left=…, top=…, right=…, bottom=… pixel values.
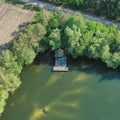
left=0, top=2, right=35, bottom=50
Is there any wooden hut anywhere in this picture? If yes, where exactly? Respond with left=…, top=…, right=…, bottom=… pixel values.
left=53, top=49, right=69, bottom=71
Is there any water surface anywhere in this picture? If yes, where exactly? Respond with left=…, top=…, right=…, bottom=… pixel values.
left=1, top=57, right=120, bottom=120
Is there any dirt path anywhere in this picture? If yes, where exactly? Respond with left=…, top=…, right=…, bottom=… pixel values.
left=0, top=2, right=35, bottom=51
left=20, top=0, right=120, bottom=29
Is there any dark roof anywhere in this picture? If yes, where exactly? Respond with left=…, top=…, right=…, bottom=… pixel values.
left=55, top=49, right=64, bottom=58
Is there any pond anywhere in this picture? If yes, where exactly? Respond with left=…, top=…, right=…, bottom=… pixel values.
left=1, top=55, right=120, bottom=120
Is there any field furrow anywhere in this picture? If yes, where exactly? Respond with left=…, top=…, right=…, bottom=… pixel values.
left=0, top=2, right=35, bottom=51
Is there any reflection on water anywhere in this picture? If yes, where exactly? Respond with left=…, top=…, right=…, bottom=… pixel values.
left=1, top=56, right=120, bottom=120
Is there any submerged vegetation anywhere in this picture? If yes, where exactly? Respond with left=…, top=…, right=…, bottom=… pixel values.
left=0, top=4, right=120, bottom=117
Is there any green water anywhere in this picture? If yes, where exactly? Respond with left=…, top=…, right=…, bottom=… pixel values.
left=1, top=57, right=120, bottom=120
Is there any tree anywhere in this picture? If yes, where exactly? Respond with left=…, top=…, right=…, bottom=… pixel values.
left=64, top=25, right=84, bottom=57
left=32, top=10, right=52, bottom=26
left=0, top=88, right=8, bottom=115
left=47, top=12, right=61, bottom=34
left=12, top=23, right=46, bottom=54
left=49, top=28, right=61, bottom=50
left=0, top=50, right=22, bottom=75
left=104, top=52, right=120, bottom=68
left=14, top=47, right=36, bottom=66
left=0, top=68, right=21, bottom=92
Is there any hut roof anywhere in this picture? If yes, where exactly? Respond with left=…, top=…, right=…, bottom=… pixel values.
left=55, top=49, right=64, bottom=58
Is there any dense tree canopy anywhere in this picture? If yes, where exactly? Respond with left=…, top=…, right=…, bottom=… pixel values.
left=32, top=10, right=120, bottom=69
left=0, top=50, right=21, bottom=75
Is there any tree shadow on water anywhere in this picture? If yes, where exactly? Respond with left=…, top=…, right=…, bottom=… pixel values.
left=68, top=56, right=120, bottom=82
left=34, top=51, right=54, bottom=67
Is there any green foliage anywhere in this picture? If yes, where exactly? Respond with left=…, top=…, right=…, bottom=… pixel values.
left=16, top=47, right=36, bottom=65
left=0, top=66, right=21, bottom=116
left=33, top=9, right=120, bottom=68
left=0, top=89, right=8, bottom=115
left=1, top=0, right=23, bottom=4
left=43, top=0, right=120, bottom=21
left=63, top=15, right=89, bottom=57
left=12, top=23, right=46, bottom=66
left=39, top=37, right=49, bottom=52
left=0, top=50, right=22, bottom=116
left=17, top=23, right=46, bottom=52
left=64, top=25, right=83, bottom=57
left=0, top=50, right=22, bottom=75
left=32, top=10, right=52, bottom=26
left=49, top=28, right=61, bottom=50
left=0, top=68, right=21, bottom=92
left=68, top=0, right=84, bottom=6
left=47, top=13, right=60, bottom=34
left=23, top=4, right=39, bottom=11
left=47, top=0, right=84, bottom=6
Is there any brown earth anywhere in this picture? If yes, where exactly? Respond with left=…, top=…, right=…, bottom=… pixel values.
left=0, top=2, right=35, bottom=51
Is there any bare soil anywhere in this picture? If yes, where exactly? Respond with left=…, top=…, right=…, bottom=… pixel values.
left=0, top=2, right=35, bottom=51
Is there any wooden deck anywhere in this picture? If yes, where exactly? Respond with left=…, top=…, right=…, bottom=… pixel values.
left=53, top=66, right=69, bottom=72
